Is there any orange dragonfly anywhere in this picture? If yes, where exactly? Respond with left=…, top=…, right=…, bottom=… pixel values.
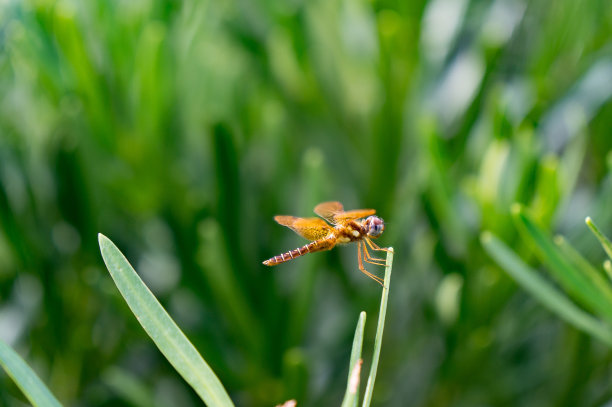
left=263, top=201, right=389, bottom=285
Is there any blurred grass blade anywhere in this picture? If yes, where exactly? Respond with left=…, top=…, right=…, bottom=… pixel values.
left=362, top=248, right=394, bottom=407
left=512, top=204, right=612, bottom=322
left=531, top=155, right=561, bottom=227
left=98, top=234, right=234, bottom=407
left=197, top=219, right=263, bottom=356
left=287, top=148, right=326, bottom=347
left=0, top=339, right=63, bottom=407
left=341, top=311, right=366, bottom=407
left=586, top=217, right=612, bottom=261
left=102, top=367, right=159, bottom=407
left=423, top=124, right=468, bottom=256
left=281, top=349, right=308, bottom=403
left=554, top=236, right=612, bottom=305
left=481, top=232, right=612, bottom=345
left=605, top=261, right=612, bottom=280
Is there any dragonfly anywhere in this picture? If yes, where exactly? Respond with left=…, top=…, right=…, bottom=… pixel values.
left=263, top=201, right=389, bottom=285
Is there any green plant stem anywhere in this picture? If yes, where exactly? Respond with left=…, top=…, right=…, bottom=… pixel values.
left=362, top=247, right=394, bottom=407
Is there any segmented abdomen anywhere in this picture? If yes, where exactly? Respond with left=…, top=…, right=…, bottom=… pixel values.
left=263, top=239, right=334, bottom=266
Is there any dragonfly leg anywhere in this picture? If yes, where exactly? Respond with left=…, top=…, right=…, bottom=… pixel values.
left=365, top=237, right=390, bottom=252
left=361, top=240, right=388, bottom=266
left=358, top=242, right=384, bottom=286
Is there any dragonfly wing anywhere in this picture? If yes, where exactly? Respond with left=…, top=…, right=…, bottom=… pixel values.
left=274, top=216, right=334, bottom=241
left=314, top=202, right=375, bottom=224
left=334, top=209, right=376, bottom=222
left=313, top=201, right=344, bottom=224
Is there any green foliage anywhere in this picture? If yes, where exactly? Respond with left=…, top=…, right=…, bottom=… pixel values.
left=511, top=205, right=612, bottom=322
left=362, top=249, right=393, bottom=407
left=481, top=232, right=612, bottom=346
left=586, top=217, right=612, bottom=262
left=98, top=234, right=234, bottom=407
left=0, top=340, right=62, bottom=407
left=341, top=312, right=365, bottom=407
left=0, top=0, right=611, bottom=405
left=341, top=248, right=393, bottom=407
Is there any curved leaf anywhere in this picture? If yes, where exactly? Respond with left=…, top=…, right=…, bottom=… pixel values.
left=98, top=234, right=234, bottom=407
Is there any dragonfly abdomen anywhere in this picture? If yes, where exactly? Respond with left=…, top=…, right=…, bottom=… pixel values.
left=263, top=238, right=335, bottom=266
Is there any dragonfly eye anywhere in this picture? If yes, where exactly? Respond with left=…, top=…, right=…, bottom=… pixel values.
left=366, top=216, right=385, bottom=237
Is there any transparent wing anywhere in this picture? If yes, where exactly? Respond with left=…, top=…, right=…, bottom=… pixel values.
left=274, top=216, right=334, bottom=241
left=313, top=201, right=344, bottom=224
left=314, top=201, right=375, bottom=224
left=334, top=209, right=376, bottom=222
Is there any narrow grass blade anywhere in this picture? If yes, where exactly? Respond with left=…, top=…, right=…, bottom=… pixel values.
left=481, top=232, right=612, bottom=346
left=98, top=234, right=234, bottom=407
left=362, top=248, right=394, bottom=407
left=341, top=311, right=366, bottom=407
left=512, top=204, right=612, bottom=322
left=0, top=339, right=63, bottom=407
left=586, top=217, right=612, bottom=261
left=554, top=236, right=612, bottom=306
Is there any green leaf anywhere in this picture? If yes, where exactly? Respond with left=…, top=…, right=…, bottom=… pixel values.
left=98, top=234, right=234, bottom=407
left=341, top=311, right=366, bottom=407
left=554, top=236, right=612, bottom=307
left=481, top=232, right=612, bottom=346
left=0, top=339, right=63, bottom=407
left=362, top=248, right=394, bottom=407
left=586, top=217, right=612, bottom=261
left=511, top=204, right=612, bottom=322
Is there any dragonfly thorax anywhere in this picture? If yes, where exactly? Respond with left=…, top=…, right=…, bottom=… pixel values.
left=364, top=216, right=385, bottom=238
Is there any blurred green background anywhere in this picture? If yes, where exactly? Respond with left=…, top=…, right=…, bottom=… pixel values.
left=1, top=0, right=611, bottom=406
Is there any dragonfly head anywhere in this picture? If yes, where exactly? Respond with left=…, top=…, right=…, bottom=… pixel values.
left=364, top=216, right=385, bottom=238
